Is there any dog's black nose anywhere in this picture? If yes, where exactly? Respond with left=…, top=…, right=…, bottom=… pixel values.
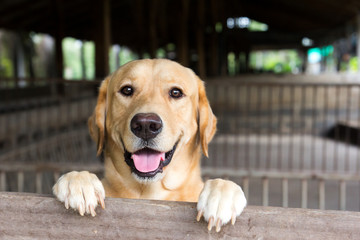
left=130, top=113, right=163, bottom=140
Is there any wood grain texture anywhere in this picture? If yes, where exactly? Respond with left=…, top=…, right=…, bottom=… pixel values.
left=0, top=192, right=359, bottom=239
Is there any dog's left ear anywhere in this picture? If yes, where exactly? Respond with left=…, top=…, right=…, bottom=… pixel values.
left=197, top=77, right=217, bottom=157
left=88, top=76, right=110, bottom=156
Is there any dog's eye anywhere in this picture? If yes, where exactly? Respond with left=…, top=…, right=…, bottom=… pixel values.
left=169, top=88, right=183, bottom=99
left=120, top=86, right=134, bottom=96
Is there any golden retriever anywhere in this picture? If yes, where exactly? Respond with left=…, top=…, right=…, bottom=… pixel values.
left=53, top=59, right=246, bottom=232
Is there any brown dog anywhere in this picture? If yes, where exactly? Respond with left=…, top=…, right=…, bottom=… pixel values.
left=53, top=59, right=246, bottom=232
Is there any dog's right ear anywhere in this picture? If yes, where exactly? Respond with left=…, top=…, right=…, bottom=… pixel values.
left=88, top=76, right=110, bottom=156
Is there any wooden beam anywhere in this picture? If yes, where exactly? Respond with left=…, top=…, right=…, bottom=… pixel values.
left=209, top=0, right=219, bottom=76
left=53, top=0, right=64, bottom=78
left=177, top=0, right=190, bottom=67
left=357, top=12, right=360, bottom=72
left=149, top=1, right=159, bottom=58
left=0, top=192, right=360, bottom=239
left=196, top=0, right=206, bottom=79
left=93, top=0, right=111, bottom=78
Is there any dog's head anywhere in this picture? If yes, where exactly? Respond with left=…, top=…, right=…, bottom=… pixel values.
left=88, top=59, right=216, bottom=184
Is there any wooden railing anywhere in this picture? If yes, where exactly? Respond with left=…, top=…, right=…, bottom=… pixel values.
left=0, top=192, right=359, bottom=239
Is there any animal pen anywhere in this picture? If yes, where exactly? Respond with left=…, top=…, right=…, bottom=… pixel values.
left=1, top=75, right=360, bottom=213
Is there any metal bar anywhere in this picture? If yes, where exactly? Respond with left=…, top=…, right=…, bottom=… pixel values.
left=334, top=87, right=340, bottom=172
left=345, top=86, right=351, bottom=172
left=322, top=86, right=329, bottom=172
left=0, top=172, right=6, bottom=191
left=245, top=85, right=251, bottom=170
left=242, top=177, right=249, bottom=200
left=17, top=171, right=24, bottom=192
left=36, top=172, right=42, bottom=194
left=266, top=86, right=273, bottom=170
left=289, top=86, right=295, bottom=171
left=262, top=177, right=269, bottom=206
left=234, top=84, right=241, bottom=168
left=300, top=86, right=306, bottom=170
left=301, top=179, right=308, bottom=208
left=256, top=86, right=262, bottom=169
left=319, top=180, right=325, bottom=210
left=53, top=172, right=60, bottom=183
left=220, top=86, right=228, bottom=168
left=339, top=180, right=346, bottom=211
left=278, top=86, right=284, bottom=170
left=200, top=167, right=360, bottom=181
left=358, top=87, right=360, bottom=173
left=282, top=178, right=288, bottom=208
left=311, top=86, right=317, bottom=171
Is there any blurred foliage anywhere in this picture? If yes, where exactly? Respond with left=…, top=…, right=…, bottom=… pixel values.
left=349, top=57, right=358, bottom=71
left=83, top=41, right=95, bottom=79
left=63, top=37, right=83, bottom=79
left=1, top=30, right=360, bottom=80
left=249, top=50, right=302, bottom=74
left=0, top=31, right=14, bottom=77
left=248, top=20, right=268, bottom=32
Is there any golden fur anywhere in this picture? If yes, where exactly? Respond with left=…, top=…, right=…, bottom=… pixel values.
left=88, top=59, right=217, bottom=202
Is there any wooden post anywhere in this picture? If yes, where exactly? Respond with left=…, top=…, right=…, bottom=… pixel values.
left=178, top=0, right=189, bottom=67
left=149, top=1, right=159, bottom=58
left=209, top=0, right=219, bottom=76
left=197, top=0, right=206, bottom=78
left=135, top=0, right=145, bottom=57
left=94, top=0, right=111, bottom=78
left=80, top=42, right=86, bottom=79
left=54, top=0, right=64, bottom=78
left=357, top=12, right=360, bottom=72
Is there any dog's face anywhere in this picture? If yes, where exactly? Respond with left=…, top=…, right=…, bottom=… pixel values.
left=89, top=59, right=216, bottom=184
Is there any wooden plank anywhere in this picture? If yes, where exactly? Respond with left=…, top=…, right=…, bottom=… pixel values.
left=0, top=192, right=359, bottom=239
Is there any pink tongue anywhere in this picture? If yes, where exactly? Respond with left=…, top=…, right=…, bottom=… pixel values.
left=131, top=149, right=165, bottom=173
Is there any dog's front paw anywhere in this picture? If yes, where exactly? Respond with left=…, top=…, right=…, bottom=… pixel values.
left=53, top=171, right=105, bottom=216
left=196, top=179, right=247, bottom=232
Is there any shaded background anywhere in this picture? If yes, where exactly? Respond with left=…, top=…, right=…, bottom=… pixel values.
left=1, top=0, right=360, bottom=212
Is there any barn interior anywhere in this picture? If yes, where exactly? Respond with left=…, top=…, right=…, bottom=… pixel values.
left=1, top=0, right=360, bottom=211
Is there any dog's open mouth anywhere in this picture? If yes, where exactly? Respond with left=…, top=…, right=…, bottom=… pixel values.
left=124, top=144, right=177, bottom=178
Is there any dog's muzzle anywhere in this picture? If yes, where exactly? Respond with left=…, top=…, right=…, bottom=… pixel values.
left=124, top=143, right=177, bottom=179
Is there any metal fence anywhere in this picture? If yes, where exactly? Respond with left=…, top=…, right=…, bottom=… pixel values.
left=204, top=78, right=360, bottom=211
left=1, top=76, right=360, bottom=211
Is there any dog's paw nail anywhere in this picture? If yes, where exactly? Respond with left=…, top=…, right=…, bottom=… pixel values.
left=97, top=192, right=105, bottom=209
left=216, top=219, right=222, bottom=232
left=196, top=210, right=203, bottom=222
left=78, top=203, right=85, bottom=216
left=207, top=216, right=214, bottom=231
left=90, top=205, right=96, bottom=217
left=231, top=212, right=236, bottom=225
left=65, top=198, right=69, bottom=209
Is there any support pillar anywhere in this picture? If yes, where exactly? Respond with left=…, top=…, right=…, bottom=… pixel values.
left=149, top=1, right=159, bottom=58
left=94, top=0, right=111, bottom=78
left=54, top=0, right=64, bottom=79
left=196, top=0, right=206, bottom=79
left=209, top=0, right=219, bottom=76
left=357, top=12, right=360, bottom=72
left=178, top=0, right=190, bottom=67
